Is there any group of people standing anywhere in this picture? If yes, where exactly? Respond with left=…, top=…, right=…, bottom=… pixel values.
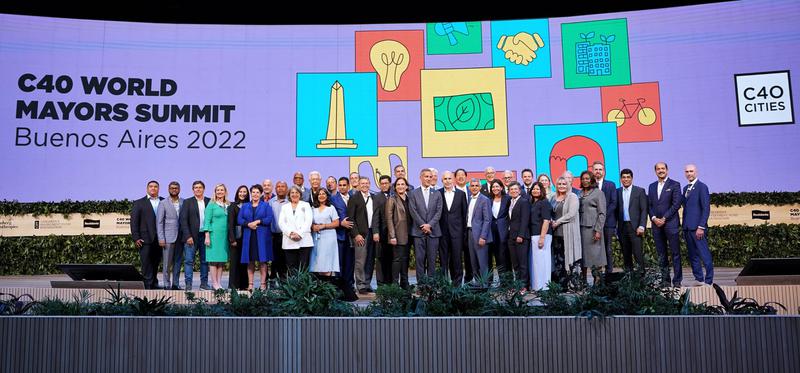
left=130, top=161, right=713, bottom=293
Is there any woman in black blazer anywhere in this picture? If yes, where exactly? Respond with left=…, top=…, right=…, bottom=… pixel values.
left=227, top=185, right=249, bottom=290
left=487, top=179, right=511, bottom=275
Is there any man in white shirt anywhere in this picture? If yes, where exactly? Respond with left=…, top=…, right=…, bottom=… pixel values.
left=616, top=169, right=648, bottom=272
left=348, top=177, right=380, bottom=293
left=438, top=171, right=468, bottom=285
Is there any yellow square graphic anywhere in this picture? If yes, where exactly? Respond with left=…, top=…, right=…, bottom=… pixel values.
left=421, top=68, right=508, bottom=157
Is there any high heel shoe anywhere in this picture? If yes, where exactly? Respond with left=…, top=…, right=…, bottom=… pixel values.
left=247, top=282, right=254, bottom=291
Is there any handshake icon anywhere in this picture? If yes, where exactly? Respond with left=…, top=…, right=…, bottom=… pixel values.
left=496, top=32, right=545, bottom=66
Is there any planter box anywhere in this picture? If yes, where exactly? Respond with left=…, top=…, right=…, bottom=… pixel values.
left=2, top=316, right=798, bottom=372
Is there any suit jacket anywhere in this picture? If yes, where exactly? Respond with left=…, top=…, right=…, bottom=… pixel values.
left=579, top=188, right=606, bottom=232
left=648, top=178, right=682, bottom=229
left=347, top=191, right=381, bottom=238
left=131, top=196, right=163, bottom=244
left=520, top=183, right=536, bottom=200
left=600, top=180, right=618, bottom=228
left=682, top=180, right=710, bottom=230
left=156, top=197, right=182, bottom=244
left=227, top=203, right=242, bottom=243
left=408, top=186, right=444, bottom=237
left=329, top=192, right=349, bottom=241
left=180, top=196, right=210, bottom=244
left=439, top=188, right=467, bottom=240
left=480, top=183, right=492, bottom=198
left=385, top=194, right=411, bottom=245
left=372, top=191, right=389, bottom=238
left=507, top=196, right=530, bottom=241
left=616, top=185, right=648, bottom=231
left=238, top=200, right=274, bottom=262
left=490, top=195, right=511, bottom=243
left=468, top=194, right=493, bottom=244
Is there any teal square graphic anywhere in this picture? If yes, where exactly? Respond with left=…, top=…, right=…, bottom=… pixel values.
left=296, top=73, right=378, bottom=157
left=434, top=93, right=495, bottom=132
left=534, top=122, right=620, bottom=186
left=561, top=18, right=631, bottom=89
left=491, top=19, right=551, bottom=79
left=426, top=21, right=483, bottom=55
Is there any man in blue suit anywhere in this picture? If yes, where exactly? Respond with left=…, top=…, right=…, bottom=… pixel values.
left=648, top=162, right=683, bottom=287
left=330, top=177, right=355, bottom=291
left=682, top=164, right=713, bottom=285
left=593, top=161, right=617, bottom=273
left=466, top=178, right=493, bottom=285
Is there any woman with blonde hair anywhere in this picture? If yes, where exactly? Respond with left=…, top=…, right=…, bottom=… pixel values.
left=549, top=177, right=582, bottom=288
left=203, top=183, right=230, bottom=290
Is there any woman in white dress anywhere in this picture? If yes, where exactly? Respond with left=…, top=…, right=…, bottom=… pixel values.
left=278, top=185, right=314, bottom=273
left=309, top=189, right=340, bottom=275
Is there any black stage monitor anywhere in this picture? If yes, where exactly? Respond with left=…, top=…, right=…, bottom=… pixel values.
left=51, top=264, right=145, bottom=289
left=736, top=258, right=800, bottom=286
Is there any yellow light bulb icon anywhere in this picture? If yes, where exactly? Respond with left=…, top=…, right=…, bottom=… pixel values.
left=369, top=40, right=409, bottom=92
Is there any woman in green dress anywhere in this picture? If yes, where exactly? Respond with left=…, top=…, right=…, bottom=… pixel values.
left=203, top=183, right=230, bottom=290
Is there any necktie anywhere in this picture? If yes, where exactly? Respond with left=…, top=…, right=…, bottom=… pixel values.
left=423, top=188, right=429, bottom=208
left=685, top=184, right=694, bottom=198
left=510, top=198, right=516, bottom=218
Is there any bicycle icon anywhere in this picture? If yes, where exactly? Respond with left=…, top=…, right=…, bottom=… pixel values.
left=606, top=97, right=657, bottom=127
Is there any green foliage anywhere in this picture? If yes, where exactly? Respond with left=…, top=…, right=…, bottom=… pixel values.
left=709, top=283, right=785, bottom=315
left=414, top=273, right=494, bottom=316
left=0, top=293, right=39, bottom=315
left=0, top=199, right=132, bottom=217
left=0, top=235, right=139, bottom=275
left=0, top=191, right=794, bottom=217
left=364, top=284, right=416, bottom=317
left=709, top=191, right=800, bottom=207
left=268, top=270, right=356, bottom=316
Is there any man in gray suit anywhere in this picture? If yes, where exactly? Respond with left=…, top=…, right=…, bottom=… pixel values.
left=157, top=181, right=183, bottom=290
left=616, top=168, right=649, bottom=272
left=408, top=168, right=443, bottom=280
left=466, top=178, right=493, bottom=284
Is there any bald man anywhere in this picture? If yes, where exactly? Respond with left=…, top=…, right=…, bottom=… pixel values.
left=682, top=164, right=713, bottom=285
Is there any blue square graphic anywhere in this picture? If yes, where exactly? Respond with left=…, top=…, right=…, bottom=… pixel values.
left=296, top=73, right=378, bottom=157
left=534, top=122, right=620, bottom=186
left=490, top=19, right=551, bottom=79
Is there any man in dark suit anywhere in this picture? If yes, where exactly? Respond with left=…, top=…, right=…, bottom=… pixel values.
left=506, top=182, right=531, bottom=289
left=682, top=164, right=713, bottom=285
left=373, top=175, right=391, bottom=285
left=616, top=169, right=649, bottom=272
left=439, top=171, right=467, bottom=285
left=347, top=177, right=381, bottom=293
left=331, top=177, right=355, bottom=291
left=648, top=162, right=683, bottom=287
left=408, top=168, right=444, bottom=280
left=392, top=164, right=415, bottom=194
left=179, top=180, right=211, bottom=291
left=454, top=168, right=473, bottom=283
left=466, top=178, right=493, bottom=283
left=304, top=171, right=324, bottom=206
left=519, top=168, right=536, bottom=199
left=131, top=180, right=163, bottom=289
left=593, top=161, right=618, bottom=273
left=479, top=166, right=496, bottom=197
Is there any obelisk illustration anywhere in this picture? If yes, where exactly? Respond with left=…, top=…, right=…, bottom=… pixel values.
left=317, top=81, right=357, bottom=149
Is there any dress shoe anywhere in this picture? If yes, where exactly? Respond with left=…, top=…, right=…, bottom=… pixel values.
left=170, top=285, right=182, bottom=291
left=199, top=284, right=213, bottom=291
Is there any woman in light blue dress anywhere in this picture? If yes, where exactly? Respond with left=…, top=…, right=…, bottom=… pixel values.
left=309, top=189, right=340, bottom=275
